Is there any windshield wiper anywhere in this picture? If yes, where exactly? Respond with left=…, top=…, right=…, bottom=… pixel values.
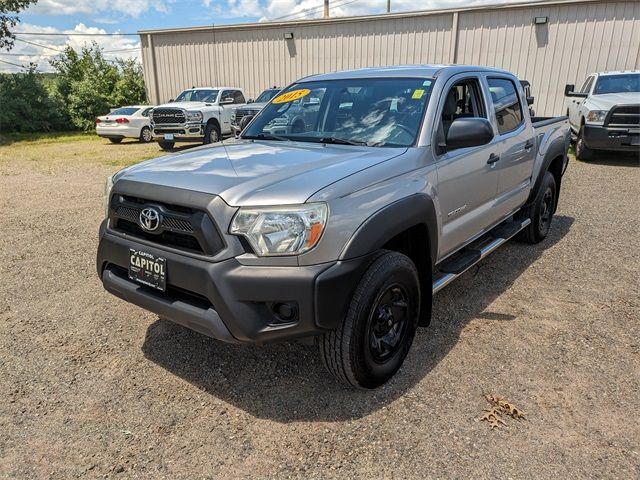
left=319, top=136, right=369, bottom=146
left=243, top=132, right=289, bottom=141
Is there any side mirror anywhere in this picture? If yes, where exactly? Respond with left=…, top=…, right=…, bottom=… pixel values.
left=168, top=98, right=174, bottom=103
left=564, top=84, right=575, bottom=96
left=247, top=98, right=254, bottom=104
left=220, top=97, right=234, bottom=105
left=446, top=118, right=494, bottom=150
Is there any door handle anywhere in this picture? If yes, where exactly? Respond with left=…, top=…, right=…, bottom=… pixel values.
left=487, top=154, right=500, bottom=165
left=524, top=140, right=534, bottom=150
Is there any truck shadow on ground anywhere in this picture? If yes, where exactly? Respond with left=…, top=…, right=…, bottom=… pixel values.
left=142, top=215, right=574, bottom=423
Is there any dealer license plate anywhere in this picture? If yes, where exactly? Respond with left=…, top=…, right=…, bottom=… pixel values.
left=129, top=249, right=166, bottom=291
left=164, top=133, right=174, bottom=141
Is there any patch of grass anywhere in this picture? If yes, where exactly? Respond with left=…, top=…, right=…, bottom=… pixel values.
left=0, top=131, right=95, bottom=146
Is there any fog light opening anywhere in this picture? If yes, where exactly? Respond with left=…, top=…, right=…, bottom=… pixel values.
left=272, top=302, right=298, bottom=324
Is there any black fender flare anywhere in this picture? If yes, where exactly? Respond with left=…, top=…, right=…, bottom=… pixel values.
left=526, top=135, right=568, bottom=207
left=340, top=193, right=438, bottom=269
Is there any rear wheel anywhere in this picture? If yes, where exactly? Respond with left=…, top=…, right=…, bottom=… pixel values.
left=108, top=137, right=123, bottom=144
left=319, top=251, right=420, bottom=389
left=575, top=125, right=594, bottom=161
left=203, top=122, right=221, bottom=144
left=158, top=140, right=175, bottom=151
left=517, top=171, right=556, bottom=244
left=139, top=126, right=153, bottom=143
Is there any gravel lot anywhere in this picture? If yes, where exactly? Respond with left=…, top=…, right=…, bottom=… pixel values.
left=0, top=136, right=638, bottom=479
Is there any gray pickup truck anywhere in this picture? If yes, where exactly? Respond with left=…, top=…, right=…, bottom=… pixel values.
left=97, top=65, right=570, bottom=388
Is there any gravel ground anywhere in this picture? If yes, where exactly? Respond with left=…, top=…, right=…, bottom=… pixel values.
left=0, top=137, right=638, bottom=479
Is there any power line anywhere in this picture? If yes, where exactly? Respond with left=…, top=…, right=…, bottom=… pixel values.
left=0, top=58, right=28, bottom=68
left=269, top=0, right=360, bottom=21
left=13, top=37, right=66, bottom=53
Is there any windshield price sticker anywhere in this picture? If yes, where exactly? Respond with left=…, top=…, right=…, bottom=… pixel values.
left=273, top=88, right=311, bottom=104
left=412, top=89, right=425, bottom=100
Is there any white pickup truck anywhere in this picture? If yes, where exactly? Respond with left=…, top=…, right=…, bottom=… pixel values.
left=564, top=71, right=639, bottom=160
left=151, top=87, right=248, bottom=150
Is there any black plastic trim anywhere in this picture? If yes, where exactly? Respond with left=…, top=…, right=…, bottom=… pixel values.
left=340, top=194, right=438, bottom=269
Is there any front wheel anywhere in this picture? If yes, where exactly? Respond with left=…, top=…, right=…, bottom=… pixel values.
left=318, top=251, right=420, bottom=389
left=575, top=125, right=594, bottom=161
left=203, top=122, right=221, bottom=144
left=517, top=171, right=556, bottom=244
left=158, top=140, right=175, bottom=151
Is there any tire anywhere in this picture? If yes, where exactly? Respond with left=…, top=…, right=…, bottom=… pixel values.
left=203, top=122, right=221, bottom=144
left=239, top=115, right=253, bottom=132
left=108, top=138, right=123, bottom=144
left=139, top=126, right=153, bottom=143
left=158, top=140, right=175, bottom=151
left=318, top=250, right=420, bottom=389
left=575, top=125, right=594, bottom=161
left=517, top=171, right=557, bottom=244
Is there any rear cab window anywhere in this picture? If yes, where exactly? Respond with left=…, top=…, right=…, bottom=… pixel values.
left=487, top=78, right=524, bottom=135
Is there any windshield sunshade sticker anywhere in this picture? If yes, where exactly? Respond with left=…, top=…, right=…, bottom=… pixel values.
left=412, top=89, right=425, bottom=100
left=273, top=88, right=311, bottom=104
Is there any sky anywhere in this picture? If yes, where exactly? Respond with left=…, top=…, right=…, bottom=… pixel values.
left=0, top=0, right=516, bottom=73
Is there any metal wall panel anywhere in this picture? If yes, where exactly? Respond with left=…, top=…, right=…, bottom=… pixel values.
left=141, top=0, right=639, bottom=116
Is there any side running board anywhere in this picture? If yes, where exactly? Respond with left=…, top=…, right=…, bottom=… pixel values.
left=432, top=218, right=531, bottom=294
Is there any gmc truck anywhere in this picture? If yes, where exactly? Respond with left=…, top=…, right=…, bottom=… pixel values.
left=564, top=70, right=639, bottom=160
left=97, top=65, right=570, bottom=389
left=151, top=87, right=248, bottom=150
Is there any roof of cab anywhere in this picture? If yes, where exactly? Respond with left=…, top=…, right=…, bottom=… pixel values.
left=299, top=64, right=514, bottom=82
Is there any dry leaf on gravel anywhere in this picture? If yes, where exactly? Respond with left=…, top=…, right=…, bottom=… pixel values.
left=480, top=394, right=526, bottom=429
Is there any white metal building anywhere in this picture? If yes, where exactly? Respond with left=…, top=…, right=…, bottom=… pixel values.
left=139, top=0, right=640, bottom=116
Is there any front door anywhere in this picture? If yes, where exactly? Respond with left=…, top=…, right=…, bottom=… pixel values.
left=568, top=75, right=593, bottom=131
left=434, top=75, right=501, bottom=259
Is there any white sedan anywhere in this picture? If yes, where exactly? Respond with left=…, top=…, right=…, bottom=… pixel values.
left=96, top=105, right=154, bottom=144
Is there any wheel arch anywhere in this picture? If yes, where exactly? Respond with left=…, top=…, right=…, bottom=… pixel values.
left=340, top=194, right=438, bottom=327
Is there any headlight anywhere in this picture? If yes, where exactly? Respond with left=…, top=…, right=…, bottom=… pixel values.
left=230, top=203, right=328, bottom=256
left=104, top=174, right=114, bottom=219
left=230, top=109, right=236, bottom=122
left=585, top=110, right=607, bottom=123
left=185, top=111, right=203, bottom=122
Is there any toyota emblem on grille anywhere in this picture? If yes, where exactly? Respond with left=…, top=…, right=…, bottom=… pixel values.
left=139, top=207, right=161, bottom=232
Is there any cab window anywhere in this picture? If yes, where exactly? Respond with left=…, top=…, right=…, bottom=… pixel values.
left=487, top=78, right=523, bottom=135
left=440, top=78, right=486, bottom=139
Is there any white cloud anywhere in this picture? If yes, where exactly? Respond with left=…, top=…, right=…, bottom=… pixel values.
left=27, top=0, right=175, bottom=18
left=0, top=22, right=141, bottom=73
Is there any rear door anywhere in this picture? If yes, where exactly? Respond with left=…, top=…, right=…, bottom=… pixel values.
left=485, top=76, right=535, bottom=215
left=434, top=73, right=501, bottom=258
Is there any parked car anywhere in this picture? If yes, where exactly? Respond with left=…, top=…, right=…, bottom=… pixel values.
left=231, top=87, right=281, bottom=135
left=97, top=65, right=570, bottom=388
left=151, top=87, right=247, bottom=150
left=96, top=106, right=154, bottom=144
left=565, top=70, right=639, bottom=160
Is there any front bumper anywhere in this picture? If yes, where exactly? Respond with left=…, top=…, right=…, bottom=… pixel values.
left=583, top=124, right=639, bottom=151
left=96, top=220, right=370, bottom=344
left=152, top=122, right=204, bottom=141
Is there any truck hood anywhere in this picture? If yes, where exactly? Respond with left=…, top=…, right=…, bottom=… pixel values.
left=118, top=140, right=407, bottom=206
left=157, top=101, right=215, bottom=110
left=586, top=92, right=639, bottom=110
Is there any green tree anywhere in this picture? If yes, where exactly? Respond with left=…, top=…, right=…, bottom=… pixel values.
left=0, top=64, right=69, bottom=132
left=111, top=57, right=147, bottom=107
left=0, top=0, right=37, bottom=50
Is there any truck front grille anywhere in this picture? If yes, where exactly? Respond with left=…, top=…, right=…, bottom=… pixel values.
left=109, top=195, right=225, bottom=256
left=232, top=109, right=260, bottom=126
left=607, top=105, right=640, bottom=126
left=152, top=108, right=186, bottom=125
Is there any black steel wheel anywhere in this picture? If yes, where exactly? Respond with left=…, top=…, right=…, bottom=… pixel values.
left=319, top=250, right=420, bottom=389
left=575, top=125, right=593, bottom=161
left=517, top=171, right=557, bottom=244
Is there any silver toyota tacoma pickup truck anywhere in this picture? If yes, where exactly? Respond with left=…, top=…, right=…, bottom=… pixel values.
left=97, top=65, right=570, bottom=388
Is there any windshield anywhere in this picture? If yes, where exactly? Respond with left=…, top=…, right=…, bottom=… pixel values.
left=593, top=74, right=640, bottom=95
left=255, top=89, right=281, bottom=103
left=109, top=107, right=139, bottom=116
left=242, top=77, right=434, bottom=147
left=174, top=89, right=219, bottom=103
